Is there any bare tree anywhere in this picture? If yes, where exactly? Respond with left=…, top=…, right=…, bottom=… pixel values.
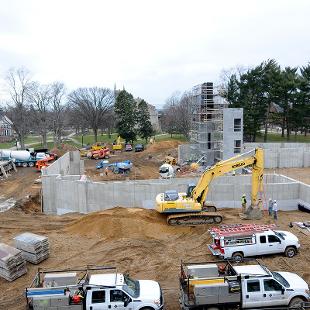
left=5, top=67, right=33, bottom=148
left=28, top=82, right=52, bottom=148
left=160, top=93, right=180, bottom=137
left=177, top=91, right=192, bottom=138
left=68, top=87, right=114, bottom=142
left=50, top=82, right=66, bottom=144
left=100, top=109, right=116, bottom=138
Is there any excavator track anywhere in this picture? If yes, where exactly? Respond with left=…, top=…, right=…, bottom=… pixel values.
left=167, top=212, right=223, bottom=226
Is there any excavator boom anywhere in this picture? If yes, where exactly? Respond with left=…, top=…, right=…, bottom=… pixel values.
left=155, top=148, right=264, bottom=226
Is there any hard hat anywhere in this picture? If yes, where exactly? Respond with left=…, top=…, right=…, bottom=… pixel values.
left=274, top=200, right=277, bottom=203
left=242, top=194, right=246, bottom=197
left=269, top=198, right=272, bottom=201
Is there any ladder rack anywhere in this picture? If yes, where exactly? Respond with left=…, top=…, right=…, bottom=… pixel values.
left=209, top=223, right=277, bottom=237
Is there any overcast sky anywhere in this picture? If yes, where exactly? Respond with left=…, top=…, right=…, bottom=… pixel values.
left=0, top=0, right=309, bottom=107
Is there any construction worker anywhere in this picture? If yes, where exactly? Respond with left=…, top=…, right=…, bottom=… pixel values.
left=241, top=194, right=247, bottom=213
left=273, top=200, right=278, bottom=220
left=268, top=198, right=273, bottom=216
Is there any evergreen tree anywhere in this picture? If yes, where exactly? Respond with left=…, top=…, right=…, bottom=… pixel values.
left=137, top=99, right=154, bottom=142
left=298, top=64, right=310, bottom=136
left=114, top=90, right=137, bottom=142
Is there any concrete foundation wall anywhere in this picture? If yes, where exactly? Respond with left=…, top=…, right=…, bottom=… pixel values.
left=42, top=151, right=310, bottom=215
left=244, top=143, right=310, bottom=168
left=43, top=151, right=84, bottom=176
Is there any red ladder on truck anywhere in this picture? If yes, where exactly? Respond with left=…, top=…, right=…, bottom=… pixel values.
left=209, top=223, right=277, bottom=237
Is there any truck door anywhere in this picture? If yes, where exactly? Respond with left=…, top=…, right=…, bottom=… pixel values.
left=258, top=235, right=270, bottom=254
left=262, top=278, right=287, bottom=306
left=86, top=289, right=109, bottom=310
left=243, top=279, right=263, bottom=308
left=266, top=234, right=282, bottom=254
left=108, top=289, right=133, bottom=310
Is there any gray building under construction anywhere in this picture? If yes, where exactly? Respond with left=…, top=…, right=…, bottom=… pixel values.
left=179, top=82, right=243, bottom=165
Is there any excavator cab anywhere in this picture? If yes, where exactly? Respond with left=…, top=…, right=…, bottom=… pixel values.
left=186, top=184, right=196, bottom=198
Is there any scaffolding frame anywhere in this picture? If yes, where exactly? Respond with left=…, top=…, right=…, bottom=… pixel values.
left=189, top=83, right=228, bottom=164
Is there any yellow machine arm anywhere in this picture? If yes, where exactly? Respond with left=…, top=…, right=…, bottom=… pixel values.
left=192, top=148, right=264, bottom=207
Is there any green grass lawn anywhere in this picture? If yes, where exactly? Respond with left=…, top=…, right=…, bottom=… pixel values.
left=256, top=132, right=310, bottom=143
left=72, top=132, right=188, bottom=146
left=73, top=133, right=119, bottom=145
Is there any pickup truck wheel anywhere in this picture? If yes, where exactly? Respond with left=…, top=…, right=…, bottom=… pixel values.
left=285, top=246, right=296, bottom=258
left=232, top=252, right=244, bottom=263
left=289, top=297, right=305, bottom=307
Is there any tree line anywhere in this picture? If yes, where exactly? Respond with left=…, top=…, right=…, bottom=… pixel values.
left=0, top=67, right=154, bottom=148
left=220, top=60, right=310, bottom=142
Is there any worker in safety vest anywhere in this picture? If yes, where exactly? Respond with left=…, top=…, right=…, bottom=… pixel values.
left=241, top=194, right=247, bottom=213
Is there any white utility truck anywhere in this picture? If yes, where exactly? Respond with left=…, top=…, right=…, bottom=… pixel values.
left=26, top=266, right=164, bottom=310
left=208, top=224, right=300, bottom=262
left=179, top=261, right=310, bottom=310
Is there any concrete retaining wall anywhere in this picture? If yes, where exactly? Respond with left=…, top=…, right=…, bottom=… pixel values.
left=42, top=151, right=310, bottom=215
left=43, top=151, right=84, bottom=176
left=244, top=143, right=310, bottom=168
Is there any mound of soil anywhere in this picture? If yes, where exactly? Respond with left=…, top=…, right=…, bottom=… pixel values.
left=65, top=207, right=191, bottom=240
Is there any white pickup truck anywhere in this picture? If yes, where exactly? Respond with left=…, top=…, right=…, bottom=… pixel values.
left=179, top=261, right=310, bottom=310
left=208, top=224, right=300, bottom=262
left=26, top=266, right=164, bottom=310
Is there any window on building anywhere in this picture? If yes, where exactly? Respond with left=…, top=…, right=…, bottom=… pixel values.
left=92, top=290, right=106, bottom=303
left=234, top=140, right=241, bottom=153
left=234, top=118, right=241, bottom=132
left=208, top=133, right=211, bottom=149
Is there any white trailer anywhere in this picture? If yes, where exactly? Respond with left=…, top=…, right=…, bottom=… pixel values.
left=26, top=266, right=164, bottom=310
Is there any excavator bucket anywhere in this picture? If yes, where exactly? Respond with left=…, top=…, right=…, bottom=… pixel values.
left=239, top=205, right=263, bottom=220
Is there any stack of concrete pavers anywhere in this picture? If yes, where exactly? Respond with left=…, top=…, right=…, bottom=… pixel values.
left=14, top=232, right=49, bottom=264
left=0, top=243, right=27, bottom=281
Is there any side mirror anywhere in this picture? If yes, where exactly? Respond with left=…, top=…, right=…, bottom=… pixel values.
left=281, top=288, right=285, bottom=294
left=124, top=299, right=131, bottom=307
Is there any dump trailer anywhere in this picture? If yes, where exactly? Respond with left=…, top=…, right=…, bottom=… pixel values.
left=179, top=261, right=310, bottom=310
left=26, top=265, right=164, bottom=310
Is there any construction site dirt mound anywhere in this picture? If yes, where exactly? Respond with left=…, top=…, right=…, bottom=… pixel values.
left=85, top=140, right=184, bottom=181
left=65, top=207, right=192, bottom=240
left=0, top=206, right=310, bottom=310
left=50, top=143, right=78, bottom=157
left=142, top=140, right=182, bottom=155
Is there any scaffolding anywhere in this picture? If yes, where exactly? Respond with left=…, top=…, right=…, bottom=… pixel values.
left=189, top=82, right=228, bottom=164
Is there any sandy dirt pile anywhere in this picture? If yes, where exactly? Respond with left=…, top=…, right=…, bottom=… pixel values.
left=0, top=206, right=310, bottom=310
left=50, top=143, right=78, bottom=157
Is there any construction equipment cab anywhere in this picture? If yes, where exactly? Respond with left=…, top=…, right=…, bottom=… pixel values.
left=179, top=261, right=310, bottom=310
left=26, top=266, right=164, bottom=310
left=156, top=148, right=264, bottom=226
left=112, top=136, right=122, bottom=151
left=208, top=224, right=300, bottom=262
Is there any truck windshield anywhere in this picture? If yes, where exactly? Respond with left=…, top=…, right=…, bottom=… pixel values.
left=274, top=231, right=285, bottom=240
left=272, top=272, right=290, bottom=288
left=123, top=275, right=140, bottom=298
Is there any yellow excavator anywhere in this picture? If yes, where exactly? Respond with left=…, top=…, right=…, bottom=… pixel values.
left=156, top=148, right=264, bottom=226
